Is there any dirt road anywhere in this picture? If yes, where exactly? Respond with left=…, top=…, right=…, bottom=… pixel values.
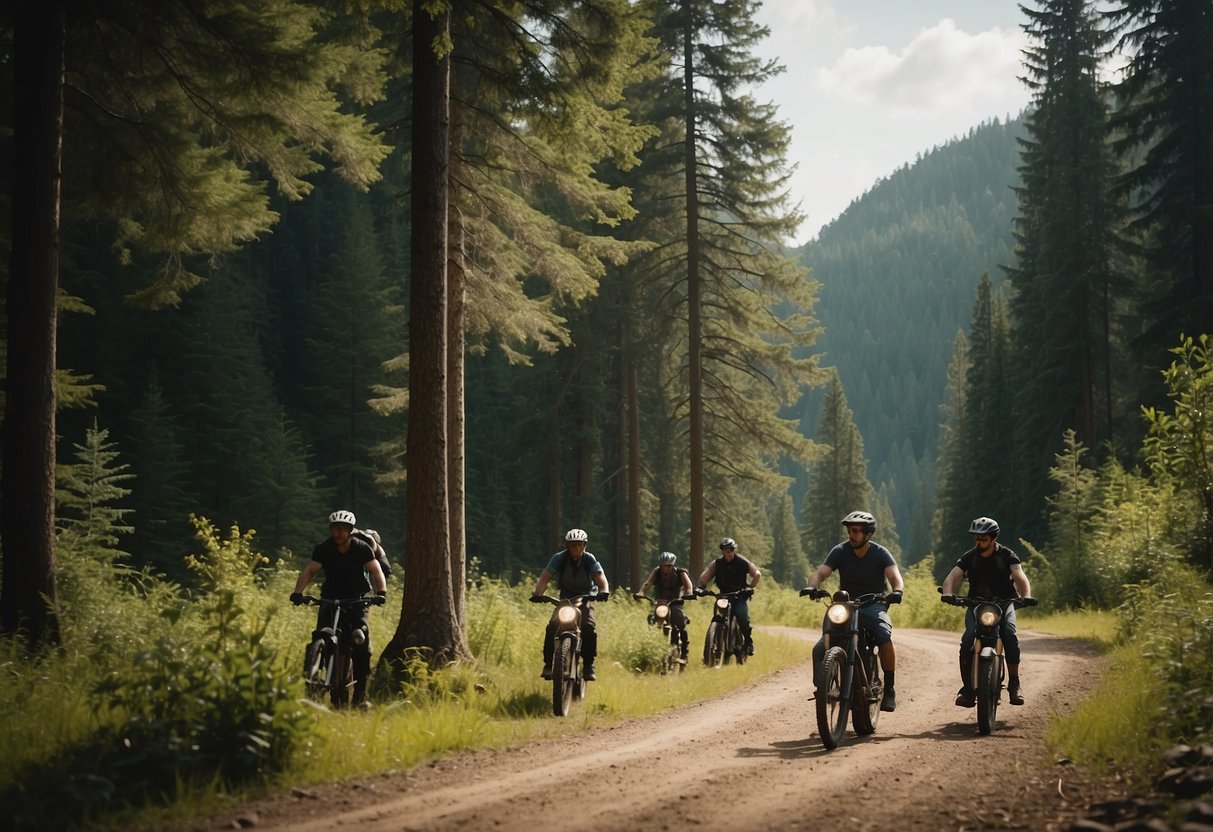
left=213, top=627, right=1123, bottom=832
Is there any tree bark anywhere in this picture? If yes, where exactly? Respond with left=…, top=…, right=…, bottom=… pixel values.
left=1, top=2, right=65, bottom=651
left=447, top=141, right=468, bottom=635
left=382, top=0, right=467, bottom=671
left=682, top=7, right=705, bottom=577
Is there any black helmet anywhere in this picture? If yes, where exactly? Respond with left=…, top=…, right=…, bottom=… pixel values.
left=968, top=517, right=1000, bottom=537
left=719, top=537, right=736, bottom=550
left=841, top=511, right=876, bottom=534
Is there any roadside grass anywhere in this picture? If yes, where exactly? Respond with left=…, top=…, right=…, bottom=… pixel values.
left=1044, top=642, right=1166, bottom=780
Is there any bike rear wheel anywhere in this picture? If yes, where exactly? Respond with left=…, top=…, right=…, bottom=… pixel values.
left=553, top=637, right=575, bottom=716
left=816, top=646, right=850, bottom=750
left=976, top=654, right=999, bottom=734
left=851, top=650, right=882, bottom=735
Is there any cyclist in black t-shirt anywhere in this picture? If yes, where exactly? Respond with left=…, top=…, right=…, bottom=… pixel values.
left=940, top=516, right=1034, bottom=707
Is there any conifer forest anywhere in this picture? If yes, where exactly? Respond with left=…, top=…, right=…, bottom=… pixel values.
left=1, top=0, right=1211, bottom=666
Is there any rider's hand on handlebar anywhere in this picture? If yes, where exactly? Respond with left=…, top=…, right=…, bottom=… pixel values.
left=694, top=586, right=707, bottom=596
left=529, top=594, right=547, bottom=603
left=802, top=587, right=828, bottom=600
left=596, top=591, right=609, bottom=602
left=290, top=592, right=305, bottom=606
left=885, top=589, right=903, bottom=605
left=940, top=593, right=961, bottom=606
left=1019, top=596, right=1038, bottom=607
left=633, top=592, right=644, bottom=600
left=372, top=591, right=387, bottom=606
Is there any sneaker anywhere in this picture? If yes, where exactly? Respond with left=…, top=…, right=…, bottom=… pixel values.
left=1008, top=680, right=1024, bottom=705
left=955, top=686, right=975, bottom=708
left=881, top=687, right=897, bottom=712
left=746, top=641, right=755, bottom=656
left=541, top=663, right=552, bottom=680
left=583, top=662, right=596, bottom=682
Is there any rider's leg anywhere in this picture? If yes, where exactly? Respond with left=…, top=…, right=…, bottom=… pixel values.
left=542, top=619, right=556, bottom=678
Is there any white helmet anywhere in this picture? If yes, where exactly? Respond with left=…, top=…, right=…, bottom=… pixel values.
left=658, top=551, right=677, bottom=566
left=329, top=509, right=356, bottom=527
left=564, top=528, right=589, bottom=543
left=841, top=511, right=876, bottom=533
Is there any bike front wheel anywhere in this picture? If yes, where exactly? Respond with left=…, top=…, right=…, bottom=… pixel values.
left=331, top=645, right=352, bottom=708
left=553, top=637, right=575, bottom=716
left=304, top=639, right=328, bottom=703
left=976, top=654, right=1000, bottom=735
left=816, top=646, right=850, bottom=750
left=704, top=621, right=725, bottom=667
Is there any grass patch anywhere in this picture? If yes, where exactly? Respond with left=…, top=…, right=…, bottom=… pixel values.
left=1045, top=642, right=1168, bottom=781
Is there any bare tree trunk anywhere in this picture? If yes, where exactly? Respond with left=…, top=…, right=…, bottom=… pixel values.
left=382, top=0, right=468, bottom=671
left=682, top=10, right=705, bottom=577
left=447, top=158, right=467, bottom=634
left=627, top=362, right=641, bottom=588
left=1, top=2, right=65, bottom=651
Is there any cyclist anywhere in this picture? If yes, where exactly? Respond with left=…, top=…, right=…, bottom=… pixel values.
left=291, top=509, right=387, bottom=707
left=532, top=528, right=610, bottom=681
left=634, top=551, right=694, bottom=660
left=697, top=537, right=761, bottom=655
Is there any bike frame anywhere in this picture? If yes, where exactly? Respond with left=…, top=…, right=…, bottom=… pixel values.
left=809, top=590, right=886, bottom=750
left=956, top=596, right=1020, bottom=735
left=537, top=593, right=595, bottom=717
left=302, top=596, right=373, bottom=708
left=697, top=588, right=750, bottom=667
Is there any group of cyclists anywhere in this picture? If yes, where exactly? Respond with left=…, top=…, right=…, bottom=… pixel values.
left=291, top=507, right=1035, bottom=713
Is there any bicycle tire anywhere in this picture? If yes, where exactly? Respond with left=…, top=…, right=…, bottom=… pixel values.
left=816, top=646, right=849, bottom=750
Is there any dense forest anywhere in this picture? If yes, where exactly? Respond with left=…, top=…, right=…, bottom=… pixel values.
left=791, top=115, right=1026, bottom=564
left=1, top=0, right=1211, bottom=662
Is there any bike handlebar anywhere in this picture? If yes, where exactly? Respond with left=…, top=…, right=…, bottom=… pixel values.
left=530, top=591, right=603, bottom=606
left=799, top=589, right=892, bottom=607
left=692, top=587, right=753, bottom=600
left=940, top=593, right=1037, bottom=609
left=300, top=595, right=378, bottom=609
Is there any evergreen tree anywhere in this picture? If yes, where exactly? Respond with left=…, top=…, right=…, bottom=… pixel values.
left=1106, top=0, right=1213, bottom=366
left=938, top=275, right=1017, bottom=574
left=641, top=0, right=825, bottom=574
left=1045, top=428, right=1099, bottom=606
left=933, top=331, right=970, bottom=558
left=55, top=420, right=134, bottom=565
left=802, top=373, right=872, bottom=562
left=2, top=0, right=389, bottom=648
left=1007, top=0, right=1123, bottom=544
left=126, top=371, right=195, bottom=579
left=769, top=493, right=809, bottom=585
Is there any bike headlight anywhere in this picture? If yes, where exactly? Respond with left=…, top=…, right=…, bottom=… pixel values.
left=976, top=605, right=1001, bottom=628
left=557, top=606, right=578, bottom=625
left=716, top=598, right=729, bottom=612
left=827, top=603, right=851, bottom=626
left=655, top=603, right=669, bottom=620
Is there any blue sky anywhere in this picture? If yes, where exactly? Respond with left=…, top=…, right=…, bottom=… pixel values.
left=752, top=0, right=1033, bottom=243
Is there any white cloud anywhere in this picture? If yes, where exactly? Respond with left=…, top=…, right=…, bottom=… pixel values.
left=815, top=19, right=1027, bottom=118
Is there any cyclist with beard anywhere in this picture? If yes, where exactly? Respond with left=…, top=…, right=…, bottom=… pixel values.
left=940, top=516, right=1034, bottom=707
left=803, top=510, right=904, bottom=712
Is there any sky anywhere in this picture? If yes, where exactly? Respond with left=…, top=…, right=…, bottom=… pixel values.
left=751, top=0, right=1034, bottom=244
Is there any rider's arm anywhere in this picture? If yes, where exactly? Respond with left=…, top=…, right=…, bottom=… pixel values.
left=594, top=570, right=610, bottom=595
left=533, top=569, right=554, bottom=596
left=294, top=560, right=322, bottom=594
left=366, top=558, right=387, bottom=594
left=884, top=563, right=905, bottom=593
left=940, top=565, right=965, bottom=596
left=1011, top=563, right=1031, bottom=598
left=805, top=563, right=832, bottom=590
left=636, top=570, right=655, bottom=596
left=697, top=562, right=716, bottom=588
left=680, top=572, right=694, bottom=596
left=748, top=563, right=762, bottom=588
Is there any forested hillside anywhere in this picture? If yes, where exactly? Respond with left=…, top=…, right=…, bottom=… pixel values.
left=791, top=116, right=1025, bottom=563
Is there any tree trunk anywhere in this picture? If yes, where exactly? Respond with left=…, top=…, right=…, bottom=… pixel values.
left=382, top=0, right=467, bottom=671
left=1, top=2, right=65, bottom=651
left=627, top=362, right=641, bottom=588
left=447, top=151, right=468, bottom=635
left=682, top=10, right=705, bottom=577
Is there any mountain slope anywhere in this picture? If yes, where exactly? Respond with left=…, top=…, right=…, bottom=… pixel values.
left=792, top=115, right=1026, bottom=561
